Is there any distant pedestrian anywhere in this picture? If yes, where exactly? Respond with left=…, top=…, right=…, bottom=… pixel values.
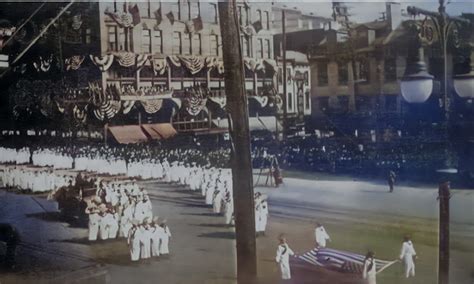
left=275, top=234, right=294, bottom=281
left=362, top=251, right=377, bottom=284
left=315, top=222, right=331, bottom=248
left=399, top=235, right=417, bottom=278
left=388, top=171, right=396, bottom=192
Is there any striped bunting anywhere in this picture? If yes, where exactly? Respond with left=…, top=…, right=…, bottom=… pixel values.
left=292, top=247, right=397, bottom=274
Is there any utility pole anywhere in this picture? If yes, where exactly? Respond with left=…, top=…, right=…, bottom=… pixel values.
left=438, top=181, right=450, bottom=284
left=282, top=9, right=287, bottom=138
left=218, top=1, right=257, bottom=284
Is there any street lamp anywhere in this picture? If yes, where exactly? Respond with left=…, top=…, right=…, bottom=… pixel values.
left=402, top=1, right=471, bottom=284
left=453, top=51, right=474, bottom=98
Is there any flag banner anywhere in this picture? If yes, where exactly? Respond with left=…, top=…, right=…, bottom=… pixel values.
left=104, top=9, right=133, bottom=28
left=185, top=21, right=194, bottom=34
left=154, top=8, right=162, bottom=26
left=193, top=16, right=203, bottom=32
left=166, top=11, right=175, bottom=25
left=252, top=20, right=263, bottom=33
left=128, top=4, right=141, bottom=26
left=185, top=87, right=208, bottom=116
left=291, top=247, right=398, bottom=275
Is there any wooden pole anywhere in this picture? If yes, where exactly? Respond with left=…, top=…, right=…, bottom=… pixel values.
left=218, top=1, right=257, bottom=283
left=438, top=181, right=450, bottom=284
left=282, top=9, right=287, bottom=137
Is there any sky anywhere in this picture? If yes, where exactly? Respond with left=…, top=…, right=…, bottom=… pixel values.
left=277, top=0, right=474, bottom=23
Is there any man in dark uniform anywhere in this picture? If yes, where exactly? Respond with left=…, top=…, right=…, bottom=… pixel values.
left=0, top=223, right=21, bottom=269
left=388, top=170, right=396, bottom=192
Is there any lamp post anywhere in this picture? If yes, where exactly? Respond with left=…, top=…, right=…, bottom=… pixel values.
left=401, top=1, right=473, bottom=284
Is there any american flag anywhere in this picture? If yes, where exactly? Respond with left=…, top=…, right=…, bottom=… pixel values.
left=291, top=247, right=397, bottom=274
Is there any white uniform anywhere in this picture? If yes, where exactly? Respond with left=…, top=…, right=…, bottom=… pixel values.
left=160, top=225, right=172, bottom=255
left=315, top=226, right=331, bottom=248
left=275, top=243, right=294, bottom=280
left=151, top=225, right=165, bottom=257
left=363, top=257, right=377, bottom=284
left=86, top=206, right=100, bottom=241
left=128, top=226, right=141, bottom=261
left=400, top=241, right=416, bottom=278
left=259, top=200, right=268, bottom=233
left=212, top=189, right=223, bottom=214
left=139, top=226, right=152, bottom=259
left=224, top=195, right=234, bottom=225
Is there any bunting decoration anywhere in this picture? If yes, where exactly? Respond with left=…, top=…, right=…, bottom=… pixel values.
left=104, top=9, right=133, bottom=28
left=179, top=55, right=205, bottom=75
left=209, top=96, right=227, bottom=108
left=90, top=54, right=114, bottom=72
left=55, top=100, right=65, bottom=113
left=65, top=55, right=85, bottom=71
left=205, top=57, right=224, bottom=74
left=154, top=8, right=162, bottom=26
left=250, top=96, right=269, bottom=108
left=33, top=55, right=53, bottom=72
left=115, top=52, right=136, bottom=67
left=185, top=86, right=208, bottom=116
left=128, top=4, right=141, bottom=26
left=136, top=54, right=149, bottom=69
left=141, top=99, right=164, bottom=114
left=93, top=98, right=121, bottom=121
left=122, top=100, right=136, bottom=114
left=73, top=105, right=88, bottom=124
left=193, top=16, right=203, bottom=33
left=240, top=25, right=256, bottom=37
left=167, top=55, right=181, bottom=67
left=166, top=11, right=175, bottom=25
left=263, top=59, right=278, bottom=73
left=244, top=58, right=265, bottom=72
left=152, top=58, right=168, bottom=75
left=185, top=21, right=195, bottom=34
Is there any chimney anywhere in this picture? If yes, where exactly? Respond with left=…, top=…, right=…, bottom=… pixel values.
left=386, top=2, right=402, bottom=31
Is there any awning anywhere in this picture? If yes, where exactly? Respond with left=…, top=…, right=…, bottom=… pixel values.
left=142, top=123, right=177, bottom=139
left=108, top=125, right=149, bottom=144
left=212, top=116, right=281, bottom=132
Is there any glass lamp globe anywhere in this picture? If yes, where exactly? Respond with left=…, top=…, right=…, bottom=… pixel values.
left=400, top=59, right=434, bottom=103
left=454, top=71, right=474, bottom=98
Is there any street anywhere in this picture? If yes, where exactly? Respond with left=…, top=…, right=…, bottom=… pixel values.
left=1, top=174, right=473, bottom=284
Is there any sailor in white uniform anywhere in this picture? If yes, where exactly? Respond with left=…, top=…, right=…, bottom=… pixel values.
left=159, top=220, right=172, bottom=255
left=127, top=221, right=141, bottom=262
left=275, top=235, right=294, bottom=280
left=363, top=251, right=377, bottom=284
left=400, top=236, right=417, bottom=278
left=315, top=223, right=331, bottom=248
left=85, top=198, right=101, bottom=241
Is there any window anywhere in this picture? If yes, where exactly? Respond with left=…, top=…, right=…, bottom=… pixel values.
left=238, top=5, right=248, bottom=26
left=356, top=58, right=369, bottom=82
left=173, top=31, right=182, bottom=54
left=257, top=9, right=262, bottom=23
left=288, top=92, right=293, bottom=111
left=338, top=62, right=348, bottom=85
left=210, top=35, right=218, bottom=56
left=141, top=0, right=151, bottom=18
left=240, top=36, right=250, bottom=57
left=264, top=39, right=271, bottom=59
left=305, top=91, right=310, bottom=110
left=384, top=58, right=397, bottom=82
left=188, top=1, right=200, bottom=19
left=192, top=34, right=201, bottom=55
left=107, top=26, right=117, bottom=51
left=118, top=28, right=126, bottom=51
left=183, top=33, right=191, bottom=55
left=263, top=11, right=269, bottom=29
left=154, top=30, right=163, bottom=54
left=257, top=38, right=263, bottom=58
left=201, top=3, right=218, bottom=24
left=317, top=62, right=328, bottom=86
left=277, top=67, right=283, bottom=85
left=141, top=29, right=152, bottom=53
left=84, top=28, right=91, bottom=44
